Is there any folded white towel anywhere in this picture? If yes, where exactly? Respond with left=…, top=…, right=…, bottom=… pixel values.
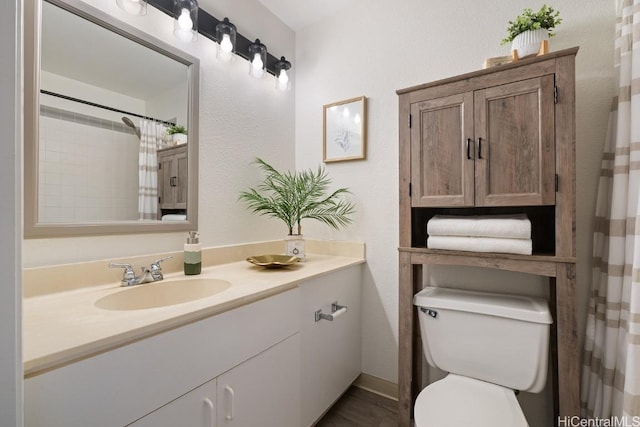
left=427, top=235, right=532, bottom=255
left=427, top=214, right=531, bottom=239
left=161, top=214, right=187, bottom=221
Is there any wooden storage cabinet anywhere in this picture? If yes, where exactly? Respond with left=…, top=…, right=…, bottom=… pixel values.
left=157, top=144, right=188, bottom=211
left=397, top=48, right=579, bottom=427
left=410, top=75, right=555, bottom=208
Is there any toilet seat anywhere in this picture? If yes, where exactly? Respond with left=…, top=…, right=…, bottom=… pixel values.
left=414, top=374, right=529, bottom=427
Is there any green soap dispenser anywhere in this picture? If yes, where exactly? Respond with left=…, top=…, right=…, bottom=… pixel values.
left=184, top=231, right=202, bottom=275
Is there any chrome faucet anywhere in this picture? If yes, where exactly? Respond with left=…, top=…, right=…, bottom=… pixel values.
left=109, top=256, right=172, bottom=287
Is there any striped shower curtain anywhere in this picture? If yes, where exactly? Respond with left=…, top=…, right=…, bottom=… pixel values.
left=581, top=0, right=640, bottom=418
left=138, top=119, right=166, bottom=220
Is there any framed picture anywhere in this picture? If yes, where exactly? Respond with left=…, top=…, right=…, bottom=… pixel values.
left=323, top=96, right=367, bottom=162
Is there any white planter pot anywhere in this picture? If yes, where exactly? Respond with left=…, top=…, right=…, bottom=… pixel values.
left=511, top=29, right=549, bottom=59
left=285, top=235, right=305, bottom=261
left=172, top=133, right=187, bottom=145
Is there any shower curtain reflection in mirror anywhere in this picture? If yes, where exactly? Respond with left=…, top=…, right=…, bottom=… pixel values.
left=138, top=119, right=168, bottom=220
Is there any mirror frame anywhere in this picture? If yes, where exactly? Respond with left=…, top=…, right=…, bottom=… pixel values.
left=24, top=0, right=199, bottom=238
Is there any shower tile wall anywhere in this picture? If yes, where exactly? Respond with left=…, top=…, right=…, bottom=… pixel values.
left=38, top=106, right=140, bottom=223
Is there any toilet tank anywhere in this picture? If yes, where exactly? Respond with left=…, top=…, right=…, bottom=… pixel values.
left=414, top=286, right=552, bottom=393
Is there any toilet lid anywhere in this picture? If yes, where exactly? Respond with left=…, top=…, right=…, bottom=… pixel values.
left=414, top=374, right=529, bottom=427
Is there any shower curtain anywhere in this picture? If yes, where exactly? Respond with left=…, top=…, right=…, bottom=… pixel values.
left=581, top=0, right=640, bottom=418
left=138, top=119, right=166, bottom=220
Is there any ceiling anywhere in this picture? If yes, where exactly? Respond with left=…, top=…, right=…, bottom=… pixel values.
left=255, top=0, right=355, bottom=31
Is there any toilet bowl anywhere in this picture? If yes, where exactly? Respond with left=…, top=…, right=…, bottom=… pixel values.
left=414, top=374, right=527, bottom=426
left=413, top=286, right=552, bottom=427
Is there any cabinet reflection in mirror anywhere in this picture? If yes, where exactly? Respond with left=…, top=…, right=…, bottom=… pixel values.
left=24, top=0, right=199, bottom=237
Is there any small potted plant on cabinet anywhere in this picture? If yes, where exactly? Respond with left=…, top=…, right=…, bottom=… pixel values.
left=502, top=4, right=562, bottom=59
left=238, top=158, right=355, bottom=260
left=167, top=124, right=188, bottom=145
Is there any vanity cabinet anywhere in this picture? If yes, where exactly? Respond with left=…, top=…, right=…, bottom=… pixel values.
left=157, top=144, right=188, bottom=211
left=299, top=266, right=362, bottom=426
left=24, top=289, right=299, bottom=427
left=397, top=48, right=579, bottom=426
left=24, top=263, right=364, bottom=427
left=129, top=377, right=217, bottom=427
left=131, top=334, right=300, bottom=427
left=410, top=76, right=555, bottom=207
left=216, top=333, right=300, bottom=427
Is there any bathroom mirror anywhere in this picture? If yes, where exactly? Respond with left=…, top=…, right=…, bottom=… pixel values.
left=24, top=0, right=199, bottom=237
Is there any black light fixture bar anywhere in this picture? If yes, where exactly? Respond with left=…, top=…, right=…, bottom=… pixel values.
left=147, top=0, right=283, bottom=76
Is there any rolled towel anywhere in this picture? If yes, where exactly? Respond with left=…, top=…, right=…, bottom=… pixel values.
left=161, top=214, right=187, bottom=221
left=427, top=214, right=531, bottom=239
left=427, top=235, right=532, bottom=255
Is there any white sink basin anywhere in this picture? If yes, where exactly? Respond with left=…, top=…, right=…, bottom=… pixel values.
left=95, top=278, right=232, bottom=311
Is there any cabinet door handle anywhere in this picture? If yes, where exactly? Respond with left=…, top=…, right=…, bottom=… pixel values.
left=170, top=176, right=177, bottom=187
left=466, top=138, right=472, bottom=159
left=224, top=385, right=234, bottom=420
left=315, top=302, right=348, bottom=322
left=477, top=138, right=483, bottom=159
left=203, top=398, right=214, bottom=427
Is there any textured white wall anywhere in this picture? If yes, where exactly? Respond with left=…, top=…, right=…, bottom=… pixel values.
left=24, top=0, right=295, bottom=267
left=294, top=0, right=615, bottom=420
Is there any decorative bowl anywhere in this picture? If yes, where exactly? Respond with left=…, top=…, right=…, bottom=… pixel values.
left=246, top=254, right=301, bottom=268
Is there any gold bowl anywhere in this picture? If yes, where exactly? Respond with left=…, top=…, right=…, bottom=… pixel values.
left=246, top=254, right=301, bottom=268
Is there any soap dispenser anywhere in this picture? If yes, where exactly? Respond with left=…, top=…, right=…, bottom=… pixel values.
left=184, top=231, right=202, bottom=275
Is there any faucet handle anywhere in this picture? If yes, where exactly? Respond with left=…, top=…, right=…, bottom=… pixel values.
left=109, top=262, right=135, bottom=282
left=150, top=255, right=173, bottom=280
left=150, top=255, right=173, bottom=270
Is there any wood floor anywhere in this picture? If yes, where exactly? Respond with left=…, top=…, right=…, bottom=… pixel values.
left=315, top=386, right=399, bottom=427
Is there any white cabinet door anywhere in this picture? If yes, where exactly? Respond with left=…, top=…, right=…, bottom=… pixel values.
left=300, top=266, right=362, bottom=426
left=217, top=333, right=301, bottom=427
left=129, top=379, right=216, bottom=427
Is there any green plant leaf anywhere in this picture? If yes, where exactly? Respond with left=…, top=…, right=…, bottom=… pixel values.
left=501, top=4, right=562, bottom=45
left=238, top=158, right=355, bottom=235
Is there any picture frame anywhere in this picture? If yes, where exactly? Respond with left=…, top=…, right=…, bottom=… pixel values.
left=323, top=96, right=367, bottom=163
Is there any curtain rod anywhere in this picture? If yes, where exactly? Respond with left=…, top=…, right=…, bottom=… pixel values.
left=40, top=90, right=176, bottom=127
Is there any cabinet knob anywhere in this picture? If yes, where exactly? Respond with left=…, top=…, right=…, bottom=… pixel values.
left=466, top=138, right=472, bottom=159
left=477, top=137, right=483, bottom=159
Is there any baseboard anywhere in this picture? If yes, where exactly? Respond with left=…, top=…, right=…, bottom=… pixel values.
left=353, top=373, right=398, bottom=401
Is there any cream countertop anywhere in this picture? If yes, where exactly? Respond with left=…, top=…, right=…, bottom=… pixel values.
left=24, top=242, right=365, bottom=377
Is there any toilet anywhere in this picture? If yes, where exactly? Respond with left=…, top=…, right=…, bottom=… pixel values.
left=413, top=286, right=552, bottom=427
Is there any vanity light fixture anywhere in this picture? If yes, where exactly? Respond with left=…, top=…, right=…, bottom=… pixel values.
left=248, top=39, right=267, bottom=78
left=274, top=56, right=291, bottom=91
left=173, top=0, right=198, bottom=42
left=116, top=0, right=147, bottom=15
left=146, top=0, right=293, bottom=84
left=215, top=17, right=236, bottom=62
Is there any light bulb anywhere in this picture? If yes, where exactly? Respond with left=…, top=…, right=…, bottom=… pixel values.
left=252, top=53, right=264, bottom=71
left=118, top=0, right=144, bottom=15
left=278, top=69, right=289, bottom=85
left=177, top=9, right=193, bottom=31
left=220, top=34, right=233, bottom=53
left=250, top=53, right=264, bottom=78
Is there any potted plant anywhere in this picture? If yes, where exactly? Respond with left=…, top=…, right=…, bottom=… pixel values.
left=238, top=158, right=355, bottom=260
left=167, top=124, right=188, bottom=145
left=501, top=4, right=562, bottom=59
